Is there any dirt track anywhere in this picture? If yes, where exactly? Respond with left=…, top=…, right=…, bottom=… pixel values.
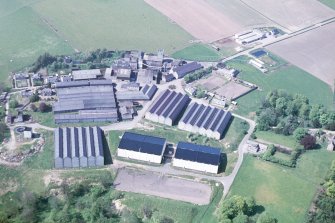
left=114, top=168, right=212, bottom=205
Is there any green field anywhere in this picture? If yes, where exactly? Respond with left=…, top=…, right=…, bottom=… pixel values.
left=319, top=0, right=335, bottom=9
left=0, top=3, right=74, bottom=84
left=172, top=43, right=221, bottom=62
left=228, top=56, right=334, bottom=118
left=31, top=0, right=192, bottom=54
left=228, top=150, right=335, bottom=223
left=0, top=0, right=194, bottom=84
left=255, top=131, right=298, bottom=149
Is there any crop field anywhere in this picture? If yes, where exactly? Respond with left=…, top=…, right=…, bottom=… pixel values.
left=229, top=150, right=335, bottom=223
left=227, top=56, right=334, bottom=118
left=145, top=0, right=267, bottom=42
left=267, top=22, right=335, bottom=90
left=241, top=0, right=335, bottom=32
left=31, top=0, right=192, bottom=54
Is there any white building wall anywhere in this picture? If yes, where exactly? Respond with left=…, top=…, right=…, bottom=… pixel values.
left=173, top=158, right=218, bottom=174
left=118, top=149, right=162, bottom=164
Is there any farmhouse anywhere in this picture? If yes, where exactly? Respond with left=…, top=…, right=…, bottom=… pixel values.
left=112, top=60, right=132, bottom=80
left=117, top=132, right=166, bottom=164
left=171, top=62, right=203, bottom=79
left=72, top=69, right=102, bottom=80
left=173, top=142, right=221, bottom=174
left=145, top=89, right=190, bottom=126
left=142, top=50, right=164, bottom=69
left=136, top=69, right=156, bottom=84
left=54, top=126, right=105, bottom=169
left=178, top=102, right=232, bottom=140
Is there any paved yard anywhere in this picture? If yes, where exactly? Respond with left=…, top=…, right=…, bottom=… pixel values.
left=114, top=168, right=212, bottom=205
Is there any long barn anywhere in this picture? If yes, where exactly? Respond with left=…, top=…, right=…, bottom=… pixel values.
left=54, top=126, right=105, bottom=168
left=145, top=89, right=190, bottom=126
left=178, top=102, right=232, bottom=140
left=173, top=142, right=221, bottom=174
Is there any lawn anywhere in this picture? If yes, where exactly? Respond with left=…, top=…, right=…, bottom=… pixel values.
left=228, top=149, right=335, bottom=223
left=31, top=0, right=193, bottom=54
left=255, top=131, right=298, bottom=149
left=319, top=0, right=335, bottom=10
left=0, top=5, right=74, bottom=84
left=172, top=43, right=221, bottom=62
left=122, top=181, right=223, bottom=223
left=228, top=56, right=334, bottom=118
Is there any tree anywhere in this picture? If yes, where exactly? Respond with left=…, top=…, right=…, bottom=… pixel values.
left=39, top=102, right=49, bottom=113
left=300, top=135, right=316, bottom=150
left=0, top=122, right=9, bottom=142
left=219, top=195, right=256, bottom=221
left=257, top=212, right=277, bottom=223
left=9, top=99, right=19, bottom=108
left=233, top=213, right=249, bottom=223
left=30, top=104, right=37, bottom=112
left=29, top=94, right=40, bottom=103
left=293, top=128, right=308, bottom=141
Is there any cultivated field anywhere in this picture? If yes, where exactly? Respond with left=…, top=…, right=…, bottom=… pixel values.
left=145, top=0, right=271, bottom=42
left=241, top=0, right=335, bottom=32
left=114, top=168, right=212, bottom=205
left=267, top=22, right=335, bottom=89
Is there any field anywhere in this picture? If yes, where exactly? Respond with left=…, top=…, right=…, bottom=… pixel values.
left=319, top=0, right=335, bottom=10
left=255, top=131, right=298, bottom=149
left=241, top=0, right=335, bottom=32
left=267, top=22, right=335, bottom=89
left=227, top=56, right=334, bottom=118
left=115, top=168, right=212, bottom=205
left=229, top=150, right=335, bottom=222
left=31, top=0, right=192, bottom=54
left=172, top=43, right=221, bottom=62
left=145, top=0, right=274, bottom=42
left=0, top=4, right=74, bottom=84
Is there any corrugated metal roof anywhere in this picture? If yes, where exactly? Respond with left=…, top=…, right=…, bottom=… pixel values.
left=173, top=62, right=203, bottom=78
left=119, top=132, right=166, bottom=155
left=175, top=142, right=221, bottom=165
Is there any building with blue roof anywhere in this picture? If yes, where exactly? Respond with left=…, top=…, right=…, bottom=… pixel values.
left=173, top=142, right=221, bottom=174
left=117, top=132, right=167, bottom=164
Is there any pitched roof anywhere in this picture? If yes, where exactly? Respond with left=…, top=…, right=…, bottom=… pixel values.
left=118, top=132, right=166, bottom=155
left=175, top=142, right=221, bottom=165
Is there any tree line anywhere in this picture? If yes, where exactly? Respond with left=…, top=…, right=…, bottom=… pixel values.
left=257, top=90, right=335, bottom=135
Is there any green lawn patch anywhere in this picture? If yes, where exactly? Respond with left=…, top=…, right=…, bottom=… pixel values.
left=228, top=56, right=334, bottom=118
left=255, top=131, right=298, bottom=149
left=319, top=0, right=335, bottom=10
left=229, top=149, right=335, bottom=223
left=31, top=0, right=193, bottom=54
left=172, top=43, right=221, bottom=62
left=0, top=6, right=73, bottom=84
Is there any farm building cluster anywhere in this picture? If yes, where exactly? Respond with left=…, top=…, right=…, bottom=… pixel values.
left=146, top=89, right=232, bottom=140
left=54, top=126, right=104, bottom=169
left=117, top=132, right=222, bottom=174
left=12, top=50, right=206, bottom=125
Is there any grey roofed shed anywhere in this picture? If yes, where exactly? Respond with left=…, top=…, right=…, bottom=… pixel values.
left=93, top=127, right=104, bottom=166
left=78, top=127, right=88, bottom=167
left=70, top=127, right=80, bottom=168
left=85, top=127, right=96, bottom=167
left=54, top=128, right=64, bottom=168
left=62, top=128, right=72, bottom=168
left=173, top=62, right=203, bottom=79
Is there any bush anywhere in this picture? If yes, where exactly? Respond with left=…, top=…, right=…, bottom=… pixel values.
left=39, top=102, right=50, bottom=113
left=9, top=99, right=19, bottom=109
left=30, top=104, right=37, bottom=112
left=29, top=94, right=40, bottom=103
left=300, top=135, right=317, bottom=150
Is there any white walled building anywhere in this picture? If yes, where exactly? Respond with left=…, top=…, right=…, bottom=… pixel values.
left=173, top=142, right=221, bottom=174
left=117, top=132, right=166, bottom=164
